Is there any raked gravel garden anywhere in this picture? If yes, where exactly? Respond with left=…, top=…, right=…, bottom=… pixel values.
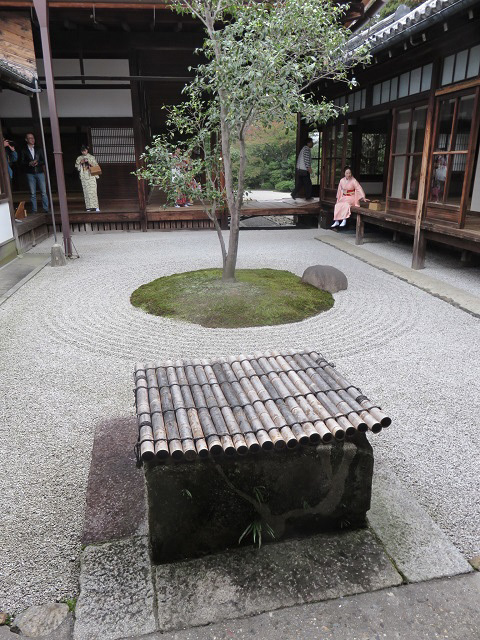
left=0, top=227, right=479, bottom=613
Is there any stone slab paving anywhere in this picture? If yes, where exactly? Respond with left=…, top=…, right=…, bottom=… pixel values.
left=155, top=529, right=401, bottom=632
left=369, top=471, right=472, bottom=582
left=0, top=253, right=49, bottom=304
left=1, top=229, right=479, bottom=613
left=74, top=536, right=157, bottom=640
left=131, top=573, right=480, bottom=640
left=74, top=529, right=401, bottom=639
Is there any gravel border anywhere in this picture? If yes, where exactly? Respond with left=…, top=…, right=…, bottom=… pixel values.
left=1, top=228, right=478, bottom=612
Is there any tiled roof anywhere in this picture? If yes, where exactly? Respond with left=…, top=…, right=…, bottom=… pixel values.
left=0, top=58, right=37, bottom=90
left=134, top=350, right=391, bottom=463
left=349, top=0, right=466, bottom=53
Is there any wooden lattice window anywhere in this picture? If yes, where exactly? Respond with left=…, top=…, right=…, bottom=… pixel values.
left=390, top=106, right=428, bottom=201
left=90, top=127, right=135, bottom=164
left=428, top=92, right=476, bottom=206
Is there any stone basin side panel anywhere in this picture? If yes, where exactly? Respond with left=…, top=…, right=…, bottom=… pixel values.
left=145, top=434, right=374, bottom=564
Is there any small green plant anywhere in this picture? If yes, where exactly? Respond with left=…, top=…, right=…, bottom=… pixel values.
left=181, top=489, right=193, bottom=499
left=63, top=597, right=77, bottom=614
left=238, top=519, right=276, bottom=549
left=238, top=485, right=275, bottom=548
left=0, top=612, right=12, bottom=626
left=253, top=486, right=267, bottom=504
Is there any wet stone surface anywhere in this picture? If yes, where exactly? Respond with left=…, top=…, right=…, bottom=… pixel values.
left=154, top=528, right=402, bottom=632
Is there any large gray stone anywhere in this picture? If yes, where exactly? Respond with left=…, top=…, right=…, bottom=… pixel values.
left=0, top=628, right=15, bottom=639
left=368, top=470, right=473, bottom=583
left=155, top=528, right=401, bottom=632
left=146, top=435, right=373, bottom=563
left=301, top=265, right=348, bottom=293
left=74, top=536, right=157, bottom=640
left=11, top=604, right=69, bottom=637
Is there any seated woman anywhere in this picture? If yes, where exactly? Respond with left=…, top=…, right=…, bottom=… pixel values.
left=331, top=166, right=369, bottom=228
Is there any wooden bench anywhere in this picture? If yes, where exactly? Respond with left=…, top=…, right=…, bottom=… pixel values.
left=352, top=205, right=416, bottom=245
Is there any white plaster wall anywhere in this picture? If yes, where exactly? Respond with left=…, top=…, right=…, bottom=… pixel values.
left=0, top=90, right=33, bottom=118
left=39, top=89, right=133, bottom=117
left=362, top=181, right=383, bottom=195
left=0, top=201, right=14, bottom=245
left=83, top=59, right=129, bottom=84
left=37, top=58, right=82, bottom=83
left=471, top=155, right=480, bottom=213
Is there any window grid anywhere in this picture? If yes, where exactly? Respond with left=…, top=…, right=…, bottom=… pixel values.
left=442, top=45, right=480, bottom=86
left=373, top=64, right=432, bottom=106
left=90, top=127, right=135, bottom=164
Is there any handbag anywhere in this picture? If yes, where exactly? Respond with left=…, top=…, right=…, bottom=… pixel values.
left=89, top=164, right=102, bottom=176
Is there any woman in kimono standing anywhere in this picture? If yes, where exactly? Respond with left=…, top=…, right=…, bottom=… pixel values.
left=75, top=145, right=100, bottom=212
left=331, top=166, right=368, bottom=228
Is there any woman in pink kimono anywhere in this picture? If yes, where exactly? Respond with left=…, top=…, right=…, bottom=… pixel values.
left=331, top=166, right=368, bottom=228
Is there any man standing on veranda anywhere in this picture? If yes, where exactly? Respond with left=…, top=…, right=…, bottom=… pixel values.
left=21, top=132, right=49, bottom=214
left=291, top=137, right=314, bottom=201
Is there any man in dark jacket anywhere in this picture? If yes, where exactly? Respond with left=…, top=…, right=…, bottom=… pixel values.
left=21, top=132, right=49, bottom=213
left=291, top=138, right=314, bottom=201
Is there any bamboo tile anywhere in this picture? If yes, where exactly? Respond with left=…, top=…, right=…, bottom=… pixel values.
left=134, top=350, right=391, bottom=462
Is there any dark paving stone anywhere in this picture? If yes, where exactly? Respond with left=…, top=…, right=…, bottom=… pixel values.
left=82, top=417, right=146, bottom=546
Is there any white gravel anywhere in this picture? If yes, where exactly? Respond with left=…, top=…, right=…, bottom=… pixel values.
left=0, top=228, right=479, bottom=613
left=331, top=228, right=480, bottom=298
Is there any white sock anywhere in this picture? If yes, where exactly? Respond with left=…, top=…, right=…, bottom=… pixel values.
left=340, top=219, right=346, bottom=227
left=331, top=221, right=339, bottom=227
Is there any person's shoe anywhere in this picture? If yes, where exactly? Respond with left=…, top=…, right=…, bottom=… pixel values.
left=339, top=219, right=347, bottom=228
left=95, top=208, right=100, bottom=212
left=331, top=221, right=340, bottom=228
left=291, top=193, right=296, bottom=200
left=185, top=202, right=194, bottom=206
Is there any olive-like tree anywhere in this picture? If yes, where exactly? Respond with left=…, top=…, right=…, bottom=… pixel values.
left=140, top=0, right=369, bottom=281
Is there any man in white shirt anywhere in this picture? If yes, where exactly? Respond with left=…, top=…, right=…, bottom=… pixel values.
left=21, top=132, right=49, bottom=214
left=291, top=138, right=314, bottom=201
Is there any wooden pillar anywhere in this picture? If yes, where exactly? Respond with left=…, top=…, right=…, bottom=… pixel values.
left=411, top=61, right=440, bottom=270
left=459, top=86, right=480, bottom=229
left=129, top=53, right=148, bottom=232
left=33, top=0, right=72, bottom=256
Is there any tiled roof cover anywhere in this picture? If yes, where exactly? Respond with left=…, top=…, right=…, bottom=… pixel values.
left=0, top=58, right=37, bottom=89
left=348, top=0, right=463, bottom=53
left=134, top=350, right=391, bottom=463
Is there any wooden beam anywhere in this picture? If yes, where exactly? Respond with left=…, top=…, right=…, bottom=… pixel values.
left=435, top=77, right=480, bottom=97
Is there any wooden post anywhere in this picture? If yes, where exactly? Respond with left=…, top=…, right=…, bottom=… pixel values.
left=411, top=61, right=440, bottom=270
left=129, top=53, right=148, bottom=232
left=32, top=0, right=72, bottom=257
left=459, top=86, right=480, bottom=228
left=355, top=212, right=364, bottom=245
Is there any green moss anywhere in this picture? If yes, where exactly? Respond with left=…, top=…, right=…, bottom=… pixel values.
left=131, top=268, right=334, bottom=328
